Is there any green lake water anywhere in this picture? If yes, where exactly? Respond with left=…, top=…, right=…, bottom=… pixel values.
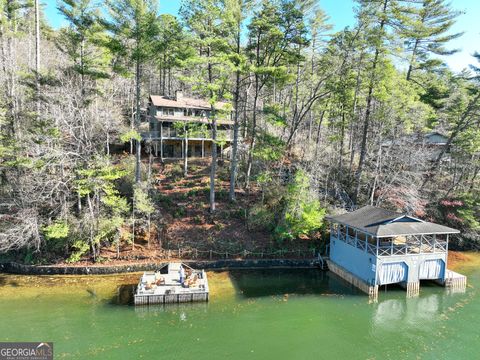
left=0, top=262, right=479, bottom=360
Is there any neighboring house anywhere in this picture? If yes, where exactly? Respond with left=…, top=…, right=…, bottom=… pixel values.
left=422, top=132, right=451, bottom=162
left=423, top=131, right=449, bottom=146
left=381, top=131, right=451, bottom=164
left=326, top=205, right=466, bottom=300
left=142, top=91, right=233, bottom=159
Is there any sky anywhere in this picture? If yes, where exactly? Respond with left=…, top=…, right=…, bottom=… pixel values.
left=43, top=0, right=480, bottom=73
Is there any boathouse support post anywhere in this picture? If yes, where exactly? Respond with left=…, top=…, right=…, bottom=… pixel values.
left=406, top=281, right=420, bottom=297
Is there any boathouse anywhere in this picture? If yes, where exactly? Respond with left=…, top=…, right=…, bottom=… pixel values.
left=326, top=206, right=466, bottom=300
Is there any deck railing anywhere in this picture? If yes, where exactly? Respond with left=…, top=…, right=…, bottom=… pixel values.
left=141, top=129, right=232, bottom=140
left=334, top=232, right=447, bottom=257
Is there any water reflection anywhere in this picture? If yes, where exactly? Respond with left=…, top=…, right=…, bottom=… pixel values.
left=372, top=294, right=446, bottom=332
left=111, top=284, right=136, bottom=305
left=133, top=302, right=209, bottom=317
left=228, top=269, right=362, bottom=298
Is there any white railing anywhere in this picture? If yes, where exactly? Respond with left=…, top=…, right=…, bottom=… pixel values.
left=367, top=243, right=376, bottom=255
left=334, top=234, right=447, bottom=257
left=141, top=129, right=232, bottom=140
left=356, top=240, right=366, bottom=251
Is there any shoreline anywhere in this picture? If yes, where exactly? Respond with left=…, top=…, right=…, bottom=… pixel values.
left=448, top=251, right=480, bottom=271
left=0, top=258, right=319, bottom=275
left=0, top=250, right=476, bottom=276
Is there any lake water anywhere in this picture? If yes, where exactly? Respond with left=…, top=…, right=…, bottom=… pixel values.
left=0, top=260, right=479, bottom=359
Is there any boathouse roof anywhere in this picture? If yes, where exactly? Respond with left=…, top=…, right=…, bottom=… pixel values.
left=326, top=205, right=459, bottom=237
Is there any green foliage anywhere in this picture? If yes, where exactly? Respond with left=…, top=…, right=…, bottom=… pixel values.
left=254, top=132, right=285, bottom=162
left=155, top=14, right=194, bottom=75
left=94, top=216, right=125, bottom=246
left=42, top=220, right=71, bottom=253
left=173, top=207, right=186, bottom=218
left=180, top=0, right=235, bottom=104
left=435, top=194, right=480, bottom=250
left=402, top=0, right=463, bottom=79
left=248, top=205, right=275, bottom=231
left=168, top=164, right=184, bottom=181
left=263, top=104, right=287, bottom=127
left=247, top=0, right=309, bottom=87
left=438, top=195, right=480, bottom=231
left=67, top=240, right=90, bottom=263
left=102, top=0, right=159, bottom=75
left=120, top=129, right=141, bottom=143
left=42, top=221, right=69, bottom=241
left=134, top=182, right=155, bottom=216
left=274, top=170, right=326, bottom=241
left=57, top=0, right=111, bottom=100
left=76, top=158, right=128, bottom=196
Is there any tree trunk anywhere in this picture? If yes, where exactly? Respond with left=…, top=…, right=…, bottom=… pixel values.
left=352, top=0, right=388, bottom=204
left=184, top=124, right=188, bottom=177
left=135, top=57, right=141, bottom=183
left=34, top=0, right=40, bottom=115
left=229, top=28, right=241, bottom=202
left=210, top=112, right=217, bottom=213
left=245, top=86, right=259, bottom=190
left=406, top=38, right=419, bottom=81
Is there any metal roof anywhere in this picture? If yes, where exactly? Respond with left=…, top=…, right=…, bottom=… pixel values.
left=326, top=205, right=459, bottom=237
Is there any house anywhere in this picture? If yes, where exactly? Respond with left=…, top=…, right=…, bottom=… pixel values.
left=381, top=131, right=451, bottom=164
left=423, top=132, right=449, bottom=146
left=326, top=205, right=467, bottom=301
left=142, top=91, right=233, bottom=159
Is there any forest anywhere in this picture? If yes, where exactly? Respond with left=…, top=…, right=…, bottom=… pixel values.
left=0, top=0, right=479, bottom=264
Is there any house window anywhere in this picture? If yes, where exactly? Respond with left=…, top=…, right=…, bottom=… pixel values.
left=163, top=108, right=174, bottom=116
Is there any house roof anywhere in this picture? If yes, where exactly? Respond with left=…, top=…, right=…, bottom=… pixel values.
left=150, top=95, right=230, bottom=111
left=424, top=132, right=448, bottom=145
left=326, top=205, right=459, bottom=237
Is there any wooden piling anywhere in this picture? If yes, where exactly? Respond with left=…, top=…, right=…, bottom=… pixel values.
left=406, top=281, right=420, bottom=298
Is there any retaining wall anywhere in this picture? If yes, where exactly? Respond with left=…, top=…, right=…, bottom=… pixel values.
left=0, top=259, right=319, bottom=275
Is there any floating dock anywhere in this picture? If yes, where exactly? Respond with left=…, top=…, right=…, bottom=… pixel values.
left=134, top=263, right=209, bottom=305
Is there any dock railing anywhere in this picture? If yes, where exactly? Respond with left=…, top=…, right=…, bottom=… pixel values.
left=334, top=232, right=447, bottom=257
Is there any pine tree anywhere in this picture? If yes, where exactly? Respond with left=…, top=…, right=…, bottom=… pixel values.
left=224, top=0, right=252, bottom=201
left=245, top=0, right=309, bottom=188
left=57, top=0, right=110, bottom=102
left=155, top=14, right=193, bottom=96
left=102, top=0, right=159, bottom=183
left=180, top=0, right=234, bottom=213
left=402, top=0, right=463, bottom=81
